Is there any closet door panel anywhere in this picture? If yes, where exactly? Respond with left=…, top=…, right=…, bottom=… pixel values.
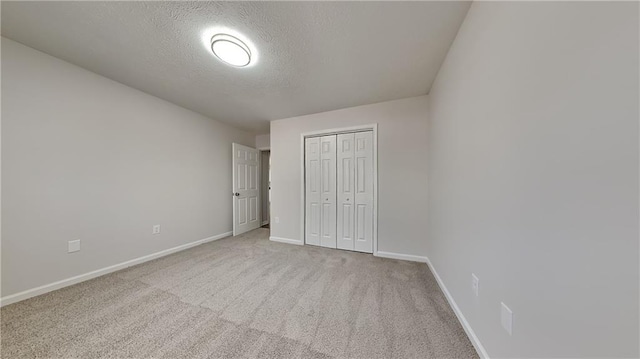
left=353, top=131, right=374, bottom=253
left=319, top=135, right=337, bottom=248
left=305, top=137, right=321, bottom=246
left=337, top=133, right=355, bottom=250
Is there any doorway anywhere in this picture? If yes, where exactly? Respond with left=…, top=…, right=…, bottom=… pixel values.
left=260, top=150, right=270, bottom=228
left=232, top=143, right=261, bottom=236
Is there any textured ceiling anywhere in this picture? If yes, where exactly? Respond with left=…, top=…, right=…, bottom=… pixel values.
left=1, top=1, right=470, bottom=133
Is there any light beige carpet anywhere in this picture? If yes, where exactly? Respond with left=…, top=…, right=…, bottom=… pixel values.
left=1, top=228, right=478, bottom=358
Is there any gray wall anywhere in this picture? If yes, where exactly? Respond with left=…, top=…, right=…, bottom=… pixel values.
left=426, top=2, right=639, bottom=357
left=270, top=96, right=429, bottom=256
left=255, top=134, right=270, bottom=150
left=1, top=38, right=254, bottom=297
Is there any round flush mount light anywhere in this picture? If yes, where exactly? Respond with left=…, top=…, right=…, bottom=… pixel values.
left=210, top=34, right=251, bottom=67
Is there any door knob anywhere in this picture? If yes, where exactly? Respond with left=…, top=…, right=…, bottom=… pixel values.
left=234, top=192, right=240, bottom=196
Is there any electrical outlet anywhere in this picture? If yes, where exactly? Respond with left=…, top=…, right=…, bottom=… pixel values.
left=472, top=273, right=479, bottom=297
left=68, top=240, right=81, bottom=253
left=501, top=302, right=513, bottom=335
left=152, top=225, right=161, bottom=234
left=275, top=217, right=280, bottom=224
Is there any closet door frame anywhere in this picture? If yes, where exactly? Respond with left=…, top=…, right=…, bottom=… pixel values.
left=300, top=124, right=378, bottom=255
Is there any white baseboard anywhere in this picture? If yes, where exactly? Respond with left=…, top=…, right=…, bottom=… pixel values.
left=269, top=236, right=303, bottom=245
left=0, top=231, right=232, bottom=307
left=374, top=251, right=428, bottom=263
left=424, top=256, right=489, bottom=359
left=261, top=220, right=269, bottom=226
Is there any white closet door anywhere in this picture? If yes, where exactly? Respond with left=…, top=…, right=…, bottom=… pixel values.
left=305, top=137, right=321, bottom=246
left=337, top=133, right=355, bottom=250
left=306, top=131, right=371, bottom=252
left=353, top=131, right=374, bottom=253
left=319, top=135, right=337, bottom=248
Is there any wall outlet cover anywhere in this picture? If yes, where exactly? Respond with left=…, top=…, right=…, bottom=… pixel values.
left=152, top=225, right=161, bottom=234
left=68, top=240, right=81, bottom=253
left=501, top=302, right=513, bottom=335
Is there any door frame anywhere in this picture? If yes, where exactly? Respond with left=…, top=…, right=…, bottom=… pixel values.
left=259, top=149, right=270, bottom=227
left=299, top=124, right=379, bottom=255
left=257, top=142, right=270, bottom=227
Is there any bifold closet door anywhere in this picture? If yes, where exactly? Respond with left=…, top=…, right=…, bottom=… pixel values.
left=336, top=133, right=355, bottom=250
left=305, top=135, right=337, bottom=248
left=305, top=137, right=321, bottom=246
left=337, top=131, right=374, bottom=253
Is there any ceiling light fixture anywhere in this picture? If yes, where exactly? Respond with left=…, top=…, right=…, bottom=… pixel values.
left=210, top=34, right=252, bottom=67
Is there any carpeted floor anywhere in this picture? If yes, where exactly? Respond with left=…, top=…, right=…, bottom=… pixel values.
left=1, top=228, right=478, bottom=358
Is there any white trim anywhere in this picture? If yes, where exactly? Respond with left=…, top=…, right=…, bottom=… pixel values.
left=374, top=251, right=428, bottom=263
left=374, top=250, right=490, bottom=358
left=300, top=124, right=378, bottom=138
left=0, top=231, right=232, bottom=307
left=232, top=143, right=238, bottom=236
left=372, top=127, right=378, bottom=255
left=425, top=256, right=490, bottom=359
left=299, top=124, right=378, bottom=253
left=269, top=236, right=304, bottom=245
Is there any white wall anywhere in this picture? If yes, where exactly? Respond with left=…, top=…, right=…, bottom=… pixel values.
left=270, top=96, right=428, bottom=257
left=1, top=38, right=254, bottom=298
left=255, top=133, right=270, bottom=150
left=426, top=2, right=639, bottom=357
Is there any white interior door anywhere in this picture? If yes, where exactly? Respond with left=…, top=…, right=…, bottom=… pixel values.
left=305, top=131, right=372, bottom=252
left=319, top=135, right=337, bottom=248
left=337, top=131, right=374, bottom=253
left=305, top=135, right=337, bottom=248
left=337, top=133, right=355, bottom=250
left=233, top=143, right=260, bottom=236
left=305, top=137, right=321, bottom=246
left=353, top=131, right=374, bottom=253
